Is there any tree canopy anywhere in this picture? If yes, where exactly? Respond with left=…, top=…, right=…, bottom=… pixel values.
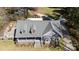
left=52, top=7, right=79, bottom=50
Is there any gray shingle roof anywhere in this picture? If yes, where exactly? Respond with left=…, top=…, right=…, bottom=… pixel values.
left=15, top=19, right=68, bottom=38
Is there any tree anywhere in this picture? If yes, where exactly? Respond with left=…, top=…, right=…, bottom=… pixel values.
left=5, top=7, right=38, bottom=20
left=53, top=7, right=79, bottom=50
left=0, top=16, right=3, bottom=30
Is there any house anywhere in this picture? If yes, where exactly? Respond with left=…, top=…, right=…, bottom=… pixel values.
left=14, top=18, right=69, bottom=48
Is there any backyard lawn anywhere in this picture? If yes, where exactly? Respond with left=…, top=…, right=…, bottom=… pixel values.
left=0, top=39, right=63, bottom=51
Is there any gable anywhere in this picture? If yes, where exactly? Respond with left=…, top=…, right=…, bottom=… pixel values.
left=42, top=22, right=53, bottom=35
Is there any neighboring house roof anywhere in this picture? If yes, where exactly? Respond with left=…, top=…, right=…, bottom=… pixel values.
left=15, top=18, right=68, bottom=38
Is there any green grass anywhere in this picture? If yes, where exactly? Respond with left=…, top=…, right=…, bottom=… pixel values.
left=37, top=7, right=54, bottom=15
left=49, top=47, right=63, bottom=51
left=28, top=7, right=55, bottom=18
left=0, top=39, right=49, bottom=51
left=0, top=39, right=63, bottom=51
left=0, top=39, right=15, bottom=50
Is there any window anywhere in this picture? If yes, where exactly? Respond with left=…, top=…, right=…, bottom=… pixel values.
left=29, top=25, right=36, bottom=34
left=20, top=29, right=25, bottom=34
